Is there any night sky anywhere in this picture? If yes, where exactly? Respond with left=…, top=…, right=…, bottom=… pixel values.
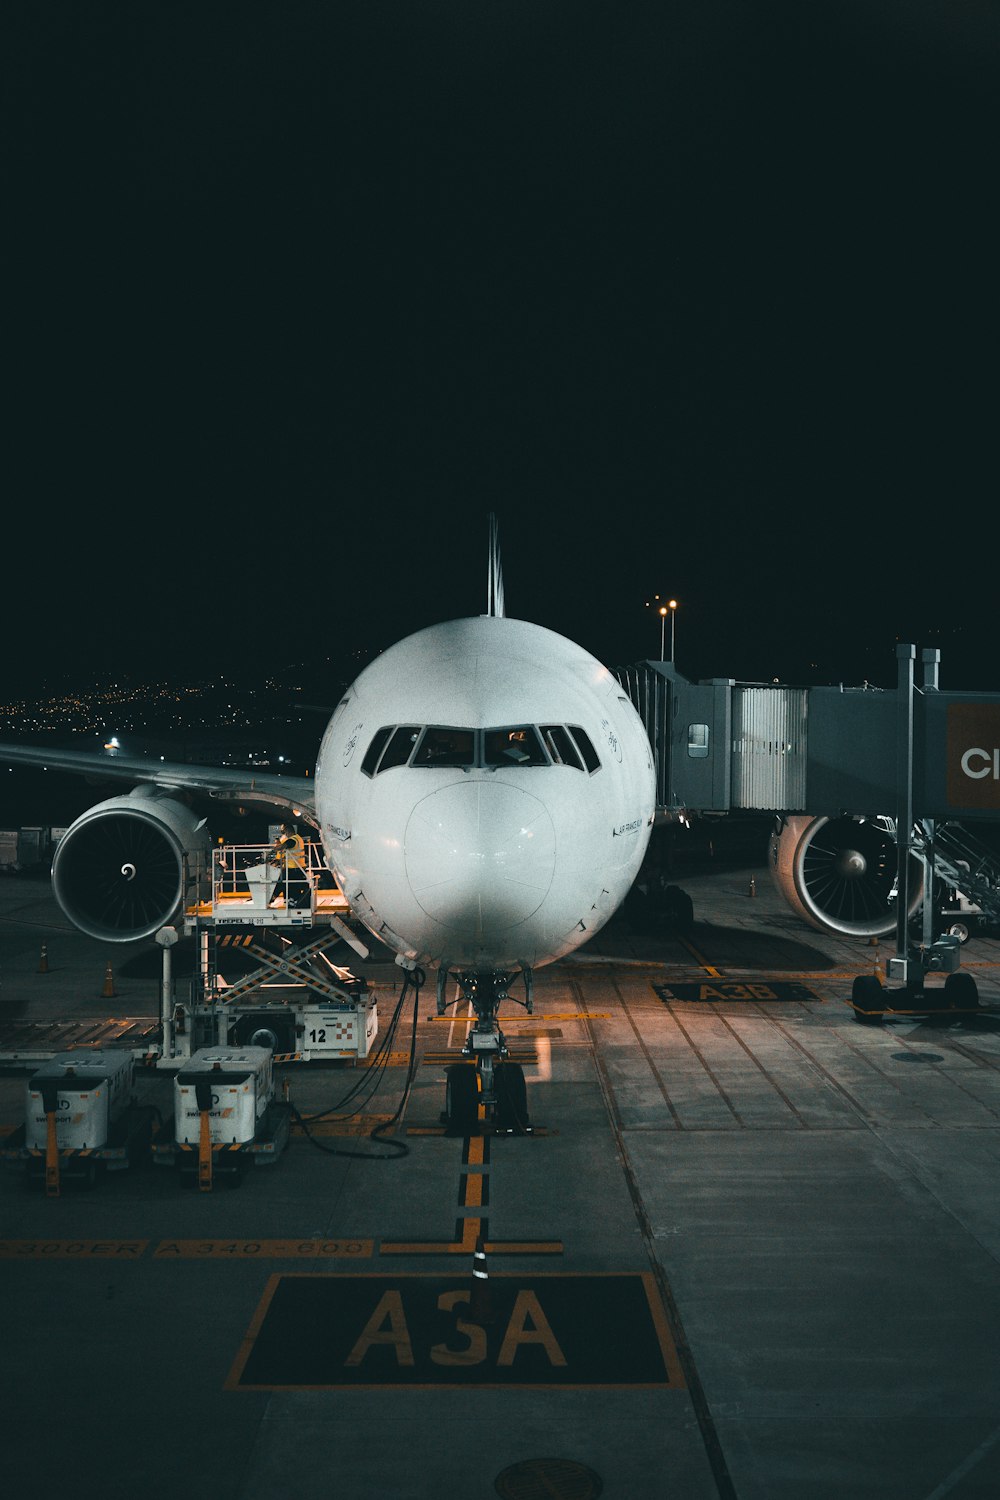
left=6, top=2, right=998, bottom=696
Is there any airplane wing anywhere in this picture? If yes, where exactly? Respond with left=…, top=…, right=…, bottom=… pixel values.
left=0, top=741, right=317, bottom=823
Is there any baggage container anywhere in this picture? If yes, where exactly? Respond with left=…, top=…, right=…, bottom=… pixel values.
left=24, top=1049, right=133, bottom=1150
left=153, top=1045, right=290, bottom=1184
left=2, top=1049, right=152, bottom=1192
left=173, top=1046, right=273, bottom=1147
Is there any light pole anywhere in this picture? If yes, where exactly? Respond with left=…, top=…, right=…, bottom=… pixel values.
left=659, top=600, right=677, bottom=666
left=650, top=595, right=678, bottom=662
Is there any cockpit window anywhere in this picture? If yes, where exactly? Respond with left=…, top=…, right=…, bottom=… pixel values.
left=360, top=726, right=393, bottom=777
left=412, top=726, right=476, bottom=767
left=541, top=724, right=584, bottom=769
left=363, top=722, right=595, bottom=774
left=378, top=725, right=421, bottom=771
left=568, top=725, right=601, bottom=773
left=483, top=725, right=548, bottom=767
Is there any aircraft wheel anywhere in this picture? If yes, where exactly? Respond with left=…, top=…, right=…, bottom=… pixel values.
left=852, top=974, right=885, bottom=1023
left=944, top=970, right=980, bottom=1010
left=445, top=1064, right=479, bottom=1134
left=945, top=919, right=972, bottom=945
left=494, top=1062, right=530, bottom=1132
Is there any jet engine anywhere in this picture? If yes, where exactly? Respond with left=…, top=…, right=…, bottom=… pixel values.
left=768, top=814, right=922, bottom=938
left=52, top=789, right=209, bottom=942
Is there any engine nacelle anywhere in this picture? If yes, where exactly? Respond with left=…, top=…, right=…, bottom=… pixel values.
left=768, top=814, right=922, bottom=939
left=52, top=789, right=209, bottom=942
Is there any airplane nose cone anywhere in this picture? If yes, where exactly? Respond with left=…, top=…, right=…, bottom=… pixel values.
left=404, top=782, right=556, bottom=936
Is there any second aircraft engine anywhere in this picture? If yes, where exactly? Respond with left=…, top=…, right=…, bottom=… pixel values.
left=52, top=789, right=209, bottom=942
left=768, top=814, right=923, bottom=939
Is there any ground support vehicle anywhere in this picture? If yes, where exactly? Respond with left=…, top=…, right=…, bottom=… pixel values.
left=1, top=1048, right=155, bottom=1194
left=151, top=1045, right=291, bottom=1189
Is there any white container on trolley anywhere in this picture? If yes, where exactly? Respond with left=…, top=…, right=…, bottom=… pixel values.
left=25, top=1049, right=134, bottom=1151
left=173, top=1046, right=274, bottom=1147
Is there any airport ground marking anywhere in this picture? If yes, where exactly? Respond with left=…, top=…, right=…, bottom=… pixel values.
left=679, top=938, right=724, bottom=976
left=460, top=1171, right=488, bottom=1208
left=153, top=1239, right=373, bottom=1259
left=0, top=1239, right=148, bottom=1258
left=422, top=1050, right=537, bottom=1066
left=380, top=1131, right=562, bottom=1257
left=654, top=979, right=819, bottom=1004
left=404, top=1123, right=553, bottom=1136
left=426, top=1013, right=609, bottom=1022
left=0, top=1239, right=375, bottom=1261
left=226, top=1270, right=683, bottom=1390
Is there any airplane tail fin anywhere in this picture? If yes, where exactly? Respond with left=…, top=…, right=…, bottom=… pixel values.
left=487, top=512, right=505, bottom=617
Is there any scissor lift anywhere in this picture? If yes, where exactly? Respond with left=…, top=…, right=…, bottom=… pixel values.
left=159, top=840, right=379, bottom=1066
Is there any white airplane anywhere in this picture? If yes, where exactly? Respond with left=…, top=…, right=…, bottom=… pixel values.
left=0, top=522, right=657, bottom=1128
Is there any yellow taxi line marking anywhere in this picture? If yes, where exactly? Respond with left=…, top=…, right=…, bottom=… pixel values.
left=380, top=1238, right=563, bottom=1256
left=381, top=1216, right=485, bottom=1256
left=423, top=1052, right=537, bottom=1066
left=679, top=939, right=723, bottom=977
left=153, top=1240, right=373, bottom=1259
left=0, top=1239, right=375, bottom=1260
left=428, top=1013, right=610, bottom=1022
left=483, top=1241, right=564, bottom=1254
left=462, top=1174, right=484, bottom=1208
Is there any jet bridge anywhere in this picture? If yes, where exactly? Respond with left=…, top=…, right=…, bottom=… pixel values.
left=616, top=645, right=1000, bottom=829
left=615, top=644, right=1000, bottom=984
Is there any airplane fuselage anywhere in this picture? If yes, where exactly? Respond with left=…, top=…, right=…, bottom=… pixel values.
left=315, top=616, right=656, bottom=973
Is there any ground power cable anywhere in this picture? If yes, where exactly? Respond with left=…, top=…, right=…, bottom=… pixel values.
left=291, top=975, right=412, bottom=1119
left=288, top=968, right=424, bottom=1160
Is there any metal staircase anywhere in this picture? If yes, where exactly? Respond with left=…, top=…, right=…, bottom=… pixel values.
left=914, top=821, right=1000, bottom=927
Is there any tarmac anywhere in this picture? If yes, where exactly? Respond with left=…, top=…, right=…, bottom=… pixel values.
left=3, top=853, right=1000, bottom=1499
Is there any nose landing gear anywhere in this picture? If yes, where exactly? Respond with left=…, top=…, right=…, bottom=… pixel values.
left=439, top=966, right=533, bottom=1134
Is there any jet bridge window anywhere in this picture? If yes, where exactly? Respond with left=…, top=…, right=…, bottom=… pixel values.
left=541, top=724, right=583, bottom=769
left=484, top=726, right=548, bottom=766
left=412, top=726, right=476, bottom=767
left=360, top=726, right=393, bottom=777
left=568, top=725, right=601, bottom=773
left=377, top=725, right=421, bottom=772
left=688, top=723, right=710, bottom=759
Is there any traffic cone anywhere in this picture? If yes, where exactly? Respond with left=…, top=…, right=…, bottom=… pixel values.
left=748, top=877, right=756, bottom=897
left=872, top=943, right=883, bottom=982
left=102, top=960, right=117, bottom=999
left=469, top=1235, right=494, bottom=1325
left=38, top=944, right=49, bottom=974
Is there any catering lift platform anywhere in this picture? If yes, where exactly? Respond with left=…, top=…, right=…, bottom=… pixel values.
left=161, top=840, right=379, bottom=1066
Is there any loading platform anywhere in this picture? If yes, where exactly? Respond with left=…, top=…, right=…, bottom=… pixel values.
left=0, top=840, right=378, bottom=1070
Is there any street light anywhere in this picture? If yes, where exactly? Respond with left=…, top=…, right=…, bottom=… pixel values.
left=648, top=594, right=678, bottom=662
left=658, top=600, right=677, bottom=662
